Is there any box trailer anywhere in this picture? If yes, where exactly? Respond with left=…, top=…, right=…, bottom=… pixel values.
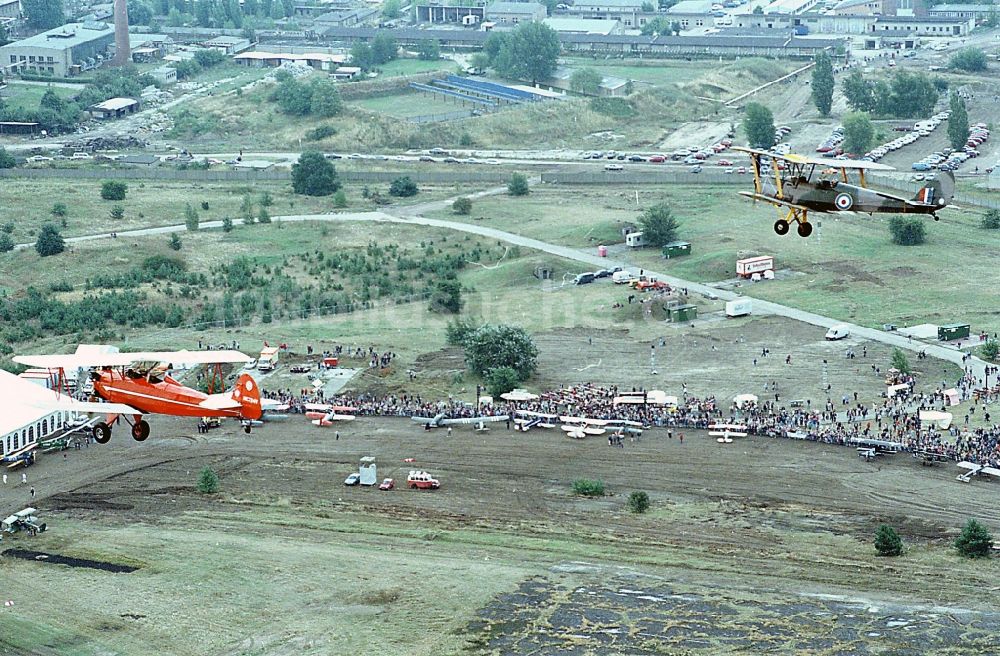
left=625, top=231, right=646, bottom=248
left=736, top=256, right=774, bottom=278
left=662, top=241, right=692, bottom=259
left=938, top=323, right=970, bottom=341
left=725, top=299, right=752, bottom=317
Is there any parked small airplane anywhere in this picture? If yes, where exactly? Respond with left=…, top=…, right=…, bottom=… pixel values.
left=736, top=147, right=954, bottom=237
left=13, top=349, right=263, bottom=443
left=411, top=413, right=509, bottom=428
left=850, top=437, right=904, bottom=460
left=708, top=422, right=748, bottom=444
left=304, top=402, right=357, bottom=426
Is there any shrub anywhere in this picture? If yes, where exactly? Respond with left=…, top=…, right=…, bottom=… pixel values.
left=35, top=223, right=65, bottom=257
left=484, top=366, right=519, bottom=398
left=51, top=202, right=68, bottom=218
left=589, top=97, right=637, bottom=117
left=627, top=491, right=650, bottom=514
left=332, top=190, right=348, bottom=208
left=110, top=205, right=125, bottom=221
left=169, top=233, right=182, bottom=250
left=389, top=176, right=418, bottom=197
left=507, top=172, right=529, bottom=196
left=197, top=466, right=220, bottom=494
left=982, top=339, right=999, bottom=362
left=955, top=518, right=993, bottom=558
left=257, top=207, right=271, bottom=224
left=200, top=201, right=210, bottom=211
left=0, top=147, right=15, bottom=169
left=101, top=180, right=128, bottom=200
left=0, top=233, right=13, bottom=253
left=572, top=479, right=605, bottom=497
left=291, top=151, right=340, bottom=196
left=452, top=197, right=472, bottom=215
left=222, top=216, right=233, bottom=233
left=874, top=524, right=903, bottom=556
left=306, top=125, right=338, bottom=141
left=184, top=203, right=199, bottom=231
left=889, top=216, right=926, bottom=245
left=982, top=209, right=1000, bottom=230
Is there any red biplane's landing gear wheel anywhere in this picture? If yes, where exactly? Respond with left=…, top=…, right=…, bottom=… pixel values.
left=93, top=422, right=112, bottom=444
left=774, top=219, right=790, bottom=235
left=131, top=420, right=150, bottom=442
left=797, top=221, right=813, bottom=238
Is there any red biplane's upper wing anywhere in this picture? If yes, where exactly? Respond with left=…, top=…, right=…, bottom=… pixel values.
left=14, top=350, right=254, bottom=370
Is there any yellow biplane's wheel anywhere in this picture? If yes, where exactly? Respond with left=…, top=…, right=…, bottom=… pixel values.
left=774, top=219, right=790, bottom=236
left=797, top=221, right=813, bottom=238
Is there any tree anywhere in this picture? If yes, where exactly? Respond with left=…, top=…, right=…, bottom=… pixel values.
left=370, top=32, right=398, bottom=65
left=260, top=191, right=273, bottom=207
left=469, top=52, right=490, bottom=73
left=389, top=176, right=418, bottom=197
left=128, top=0, right=154, bottom=24
left=811, top=51, right=834, bottom=117
left=452, top=197, right=472, bottom=215
left=463, top=323, right=538, bottom=381
left=23, top=0, right=64, bottom=29
left=184, top=203, right=200, bottom=231
left=333, top=189, right=348, bottom=208
left=240, top=194, right=254, bottom=221
left=110, top=205, right=125, bottom=221
left=842, top=70, right=875, bottom=112
left=222, top=216, right=233, bottom=233
left=382, top=0, right=401, bottom=18
left=500, top=22, right=560, bottom=84
left=35, top=223, right=65, bottom=257
left=640, top=16, right=672, bottom=35
left=0, top=233, right=13, bottom=253
left=0, top=147, right=14, bottom=169
left=874, top=524, right=903, bottom=557
left=194, top=48, right=226, bottom=68
left=570, top=67, right=602, bottom=95
left=572, top=479, right=605, bottom=496
left=197, top=466, right=220, bottom=493
left=955, top=518, right=993, bottom=558
left=889, top=71, right=938, bottom=119
left=872, top=79, right=894, bottom=117
left=842, top=111, right=875, bottom=156
left=627, top=491, right=650, bottom=514
left=291, top=151, right=340, bottom=196
left=430, top=277, right=463, bottom=314
left=350, top=42, right=374, bottom=70
left=742, top=102, right=775, bottom=149
left=986, top=4, right=999, bottom=28
left=485, top=366, right=520, bottom=399
left=980, top=339, right=998, bottom=362
left=309, top=79, right=343, bottom=117
left=950, top=47, right=987, bottom=73
left=101, top=180, right=128, bottom=201
left=257, top=206, right=271, bottom=223
left=51, top=202, right=68, bottom=219
left=890, top=347, right=911, bottom=375
left=417, top=39, right=440, bottom=61
left=507, top=172, right=529, bottom=196
left=639, top=204, right=679, bottom=247
left=889, top=216, right=926, bottom=246
left=982, top=209, right=1000, bottom=230
left=169, top=232, right=182, bottom=250
left=947, top=92, right=969, bottom=152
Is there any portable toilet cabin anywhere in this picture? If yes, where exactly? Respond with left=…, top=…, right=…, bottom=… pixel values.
left=662, top=241, right=691, bottom=259
left=359, top=456, right=377, bottom=486
left=937, top=323, right=970, bottom=341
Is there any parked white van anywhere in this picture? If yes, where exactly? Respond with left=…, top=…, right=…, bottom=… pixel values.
left=825, top=324, right=850, bottom=340
left=612, top=270, right=635, bottom=285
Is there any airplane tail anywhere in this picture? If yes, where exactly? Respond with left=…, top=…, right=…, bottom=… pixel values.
left=912, top=170, right=954, bottom=207
left=232, top=373, right=262, bottom=420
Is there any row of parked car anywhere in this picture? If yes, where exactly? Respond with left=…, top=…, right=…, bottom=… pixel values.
left=573, top=266, right=625, bottom=285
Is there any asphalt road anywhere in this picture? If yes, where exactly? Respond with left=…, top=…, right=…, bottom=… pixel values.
left=16, top=186, right=992, bottom=389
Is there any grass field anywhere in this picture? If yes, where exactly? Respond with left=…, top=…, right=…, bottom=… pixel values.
left=353, top=90, right=469, bottom=118
left=561, top=57, right=713, bottom=87
left=376, top=58, right=457, bottom=77
left=0, top=83, right=79, bottom=111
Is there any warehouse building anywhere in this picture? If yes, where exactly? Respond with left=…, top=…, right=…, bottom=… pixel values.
left=0, top=0, right=20, bottom=19
left=485, top=1, right=547, bottom=25
left=543, top=17, right=624, bottom=34
left=0, top=21, right=115, bottom=77
left=566, top=0, right=645, bottom=27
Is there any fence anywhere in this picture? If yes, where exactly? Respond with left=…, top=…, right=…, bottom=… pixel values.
left=541, top=171, right=746, bottom=185
left=0, top=167, right=514, bottom=184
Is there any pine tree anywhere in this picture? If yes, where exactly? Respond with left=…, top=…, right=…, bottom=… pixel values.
left=955, top=519, right=993, bottom=558
left=874, top=524, right=903, bottom=556
left=197, top=466, right=220, bottom=493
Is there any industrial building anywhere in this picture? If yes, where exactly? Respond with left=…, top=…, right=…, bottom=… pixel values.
left=731, top=11, right=973, bottom=34
left=928, top=3, right=995, bottom=19
left=415, top=4, right=486, bottom=24
left=564, top=0, right=645, bottom=27
left=202, top=35, right=252, bottom=54
left=543, top=17, right=624, bottom=34
left=485, top=1, right=547, bottom=25
left=89, top=96, right=140, bottom=119
left=0, top=0, right=19, bottom=19
left=313, top=7, right=379, bottom=27
left=233, top=50, right=347, bottom=69
left=0, top=21, right=115, bottom=77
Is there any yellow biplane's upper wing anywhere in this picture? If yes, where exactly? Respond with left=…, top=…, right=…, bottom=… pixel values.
left=732, top=147, right=895, bottom=171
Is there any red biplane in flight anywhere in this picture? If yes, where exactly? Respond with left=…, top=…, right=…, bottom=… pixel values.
left=13, top=350, right=263, bottom=444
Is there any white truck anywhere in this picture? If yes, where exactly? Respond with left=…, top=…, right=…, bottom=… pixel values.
left=257, top=346, right=280, bottom=372
left=612, top=270, right=635, bottom=285
left=725, top=299, right=752, bottom=317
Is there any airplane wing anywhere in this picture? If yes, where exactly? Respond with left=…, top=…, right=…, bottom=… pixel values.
left=442, top=415, right=509, bottom=425
left=199, top=394, right=241, bottom=411
left=15, top=349, right=254, bottom=370
left=737, top=191, right=811, bottom=210
left=35, top=398, right=140, bottom=416
left=262, top=400, right=289, bottom=412
left=732, top=147, right=894, bottom=171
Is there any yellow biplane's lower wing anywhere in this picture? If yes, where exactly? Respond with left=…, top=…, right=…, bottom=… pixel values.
left=737, top=191, right=810, bottom=211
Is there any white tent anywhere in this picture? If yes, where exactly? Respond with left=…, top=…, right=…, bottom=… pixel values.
left=943, top=388, right=961, bottom=407
left=733, top=393, right=759, bottom=408
left=919, top=410, right=953, bottom=429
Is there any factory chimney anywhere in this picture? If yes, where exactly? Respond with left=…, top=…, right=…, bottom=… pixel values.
left=112, top=0, right=130, bottom=66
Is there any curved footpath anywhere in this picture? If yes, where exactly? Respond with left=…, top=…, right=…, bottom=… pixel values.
left=14, top=190, right=992, bottom=389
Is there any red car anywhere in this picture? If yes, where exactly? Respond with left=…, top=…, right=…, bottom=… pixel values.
left=648, top=155, right=666, bottom=163
left=379, top=478, right=395, bottom=491
left=717, top=159, right=732, bottom=166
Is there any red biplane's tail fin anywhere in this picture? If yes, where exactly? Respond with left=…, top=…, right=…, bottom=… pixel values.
left=232, top=373, right=262, bottom=420
left=912, top=171, right=954, bottom=207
